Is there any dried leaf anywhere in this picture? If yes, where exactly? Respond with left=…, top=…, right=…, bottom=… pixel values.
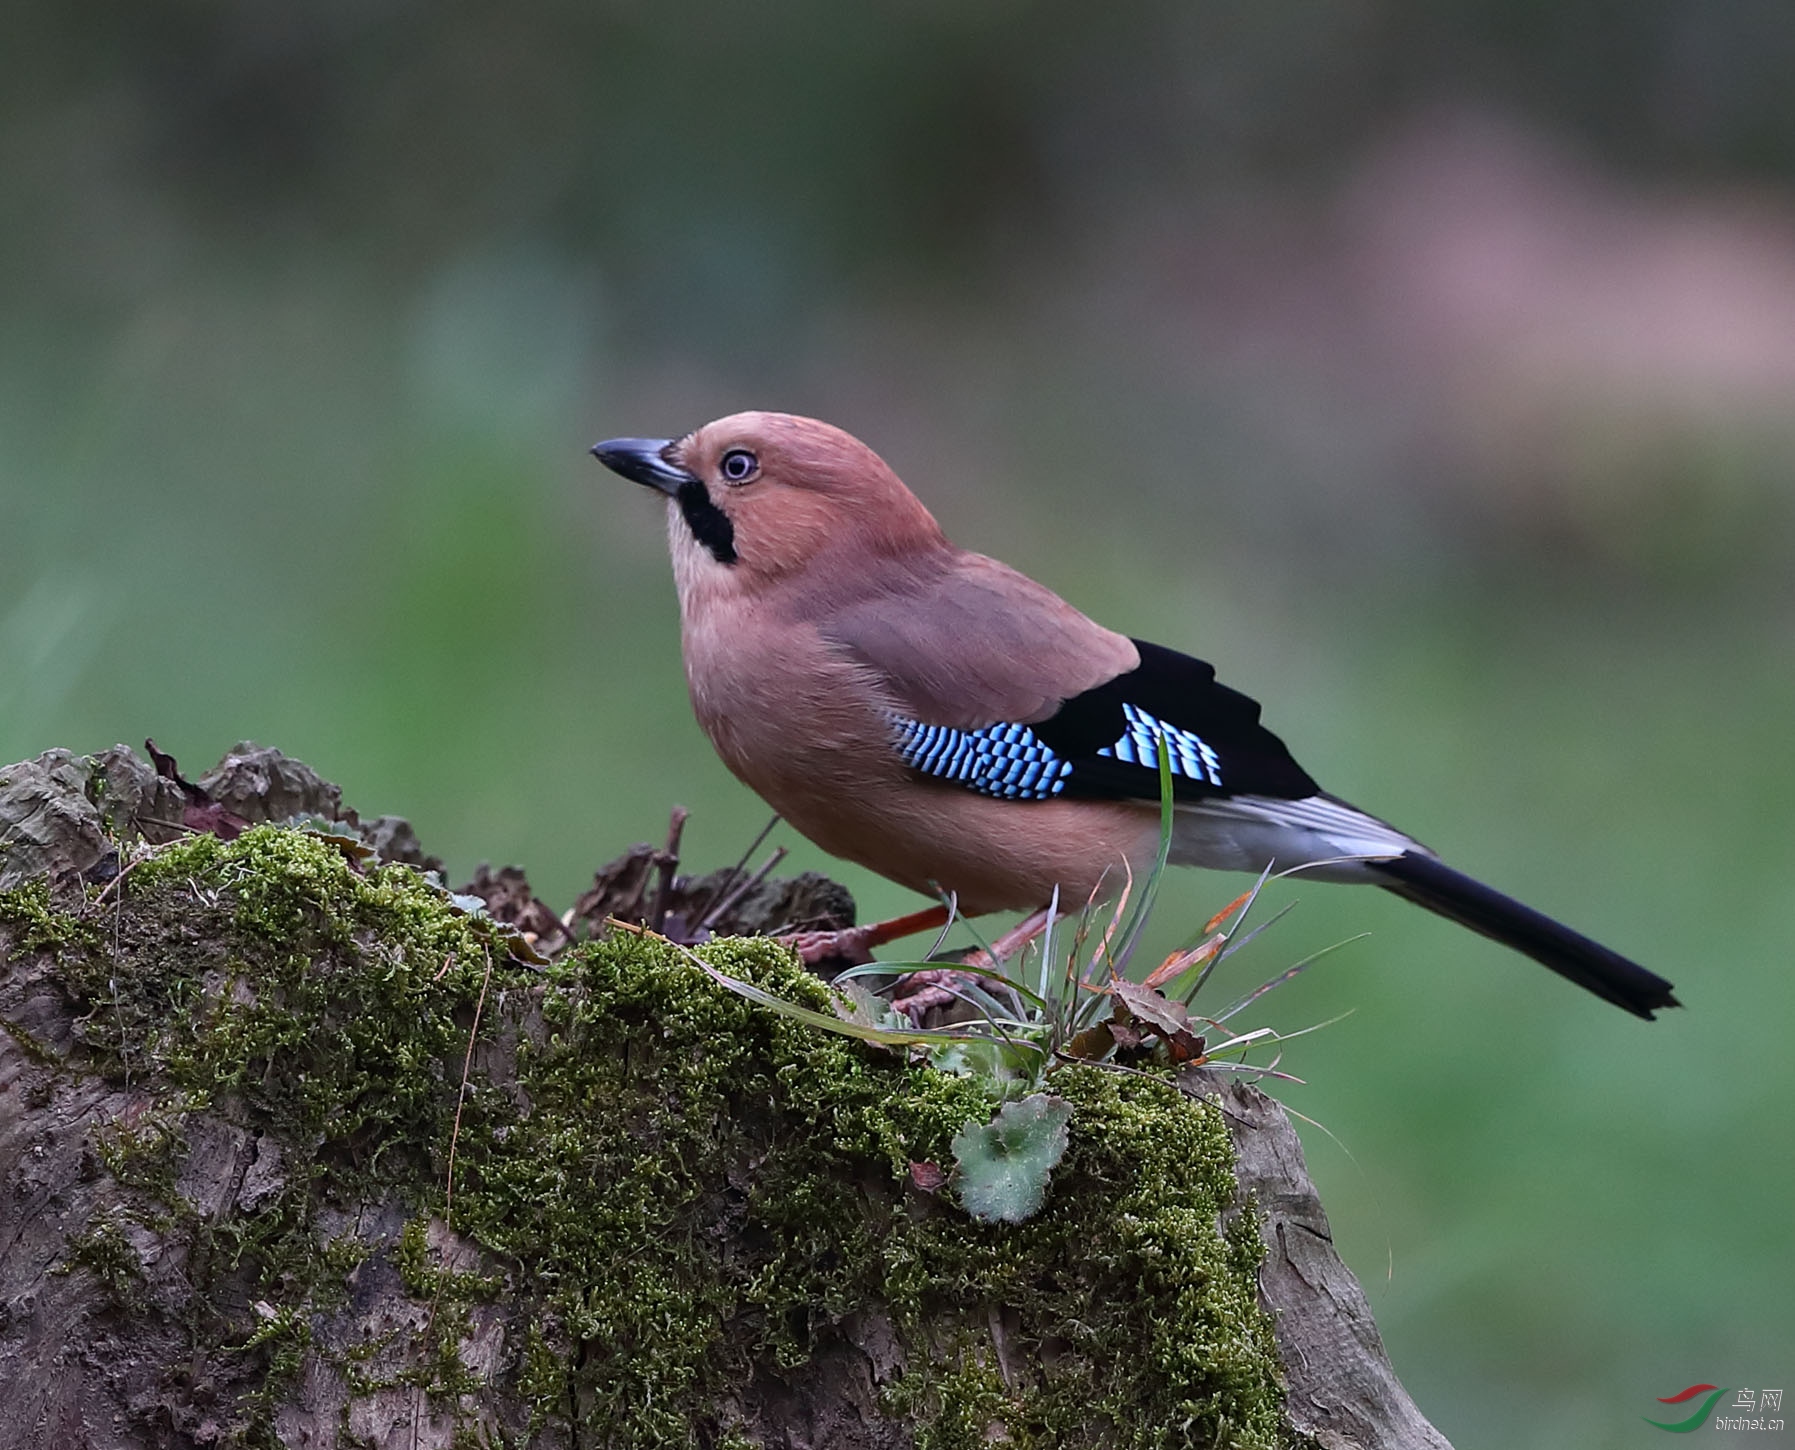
left=567, top=844, right=659, bottom=932
left=564, top=836, right=855, bottom=945
left=909, top=1161, right=948, bottom=1193
left=1203, top=887, right=1255, bottom=935
left=197, top=743, right=345, bottom=826
left=145, top=739, right=251, bottom=840
left=297, top=820, right=374, bottom=865
left=1142, top=934, right=1222, bottom=989
left=1111, top=979, right=1190, bottom=1036
left=458, top=863, right=569, bottom=956
left=181, top=800, right=249, bottom=841
left=1106, top=1014, right=1144, bottom=1051
left=1062, top=1022, right=1115, bottom=1060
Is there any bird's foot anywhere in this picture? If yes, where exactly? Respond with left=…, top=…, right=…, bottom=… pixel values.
left=780, top=903, right=1058, bottom=1023
left=777, top=934, right=969, bottom=1020
left=889, top=967, right=968, bottom=1021
left=778, top=903, right=954, bottom=972
left=782, top=923, right=883, bottom=969
left=886, top=904, right=1061, bottom=1022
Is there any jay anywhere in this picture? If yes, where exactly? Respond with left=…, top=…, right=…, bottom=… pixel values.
left=593, top=412, right=1677, bottom=1020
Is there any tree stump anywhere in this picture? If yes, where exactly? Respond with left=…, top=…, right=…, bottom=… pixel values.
left=0, top=744, right=1449, bottom=1449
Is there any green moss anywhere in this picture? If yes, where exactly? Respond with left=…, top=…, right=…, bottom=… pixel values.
left=452, top=933, right=1284, bottom=1446
left=62, top=1209, right=147, bottom=1310
left=34, top=824, right=1286, bottom=1448
left=46, top=826, right=508, bottom=1445
left=396, top=1216, right=500, bottom=1303
left=235, top=1303, right=314, bottom=1439
left=391, top=1214, right=505, bottom=1403
left=0, top=877, right=99, bottom=953
left=71, top=827, right=496, bottom=1163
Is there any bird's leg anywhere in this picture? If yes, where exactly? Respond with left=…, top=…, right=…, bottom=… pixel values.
left=971, top=904, right=1061, bottom=970
left=780, top=903, right=953, bottom=970
left=889, top=904, right=1059, bottom=1021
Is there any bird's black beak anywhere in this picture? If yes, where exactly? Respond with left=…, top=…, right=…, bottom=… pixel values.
left=590, top=437, right=697, bottom=497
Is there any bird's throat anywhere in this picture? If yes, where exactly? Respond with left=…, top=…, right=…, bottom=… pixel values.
left=674, top=479, right=737, bottom=565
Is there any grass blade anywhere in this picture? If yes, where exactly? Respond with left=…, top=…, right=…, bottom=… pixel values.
left=1212, top=934, right=1368, bottom=1023
left=695, top=958, right=999, bottom=1047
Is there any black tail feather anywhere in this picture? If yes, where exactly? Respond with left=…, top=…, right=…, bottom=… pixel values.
left=1372, top=852, right=1679, bottom=1020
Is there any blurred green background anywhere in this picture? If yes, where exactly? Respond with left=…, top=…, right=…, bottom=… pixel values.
left=4, top=3, right=1792, bottom=1444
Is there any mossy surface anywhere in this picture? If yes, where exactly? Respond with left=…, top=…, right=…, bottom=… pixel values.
left=0, top=876, right=101, bottom=954
left=9, top=825, right=1287, bottom=1448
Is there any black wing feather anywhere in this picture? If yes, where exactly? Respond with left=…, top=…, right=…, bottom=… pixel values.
left=1036, top=640, right=1318, bottom=803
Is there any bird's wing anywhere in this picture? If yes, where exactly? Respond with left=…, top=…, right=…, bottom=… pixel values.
left=883, top=638, right=1321, bottom=803
left=822, top=552, right=1317, bottom=805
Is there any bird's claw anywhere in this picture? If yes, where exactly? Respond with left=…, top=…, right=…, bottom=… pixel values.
left=780, top=924, right=880, bottom=969
left=888, top=967, right=966, bottom=1022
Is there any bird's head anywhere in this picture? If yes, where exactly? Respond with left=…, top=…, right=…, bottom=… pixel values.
left=592, top=411, right=946, bottom=601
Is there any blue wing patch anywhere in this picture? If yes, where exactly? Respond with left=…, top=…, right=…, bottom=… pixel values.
left=887, top=717, right=1073, bottom=800
left=889, top=704, right=1225, bottom=799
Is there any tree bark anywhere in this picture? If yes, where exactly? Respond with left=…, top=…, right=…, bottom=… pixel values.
left=1196, top=1076, right=1452, bottom=1450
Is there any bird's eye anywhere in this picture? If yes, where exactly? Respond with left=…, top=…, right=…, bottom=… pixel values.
left=719, top=448, right=759, bottom=484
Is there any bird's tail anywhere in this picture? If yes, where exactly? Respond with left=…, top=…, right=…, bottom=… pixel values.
left=1371, top=852, right=1679, bottom=1020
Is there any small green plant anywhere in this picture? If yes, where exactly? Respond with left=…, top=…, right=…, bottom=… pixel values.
left=679, top=751, right=1360, bottom=1222
left=951, top=1094, right=1073, bottom=1224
